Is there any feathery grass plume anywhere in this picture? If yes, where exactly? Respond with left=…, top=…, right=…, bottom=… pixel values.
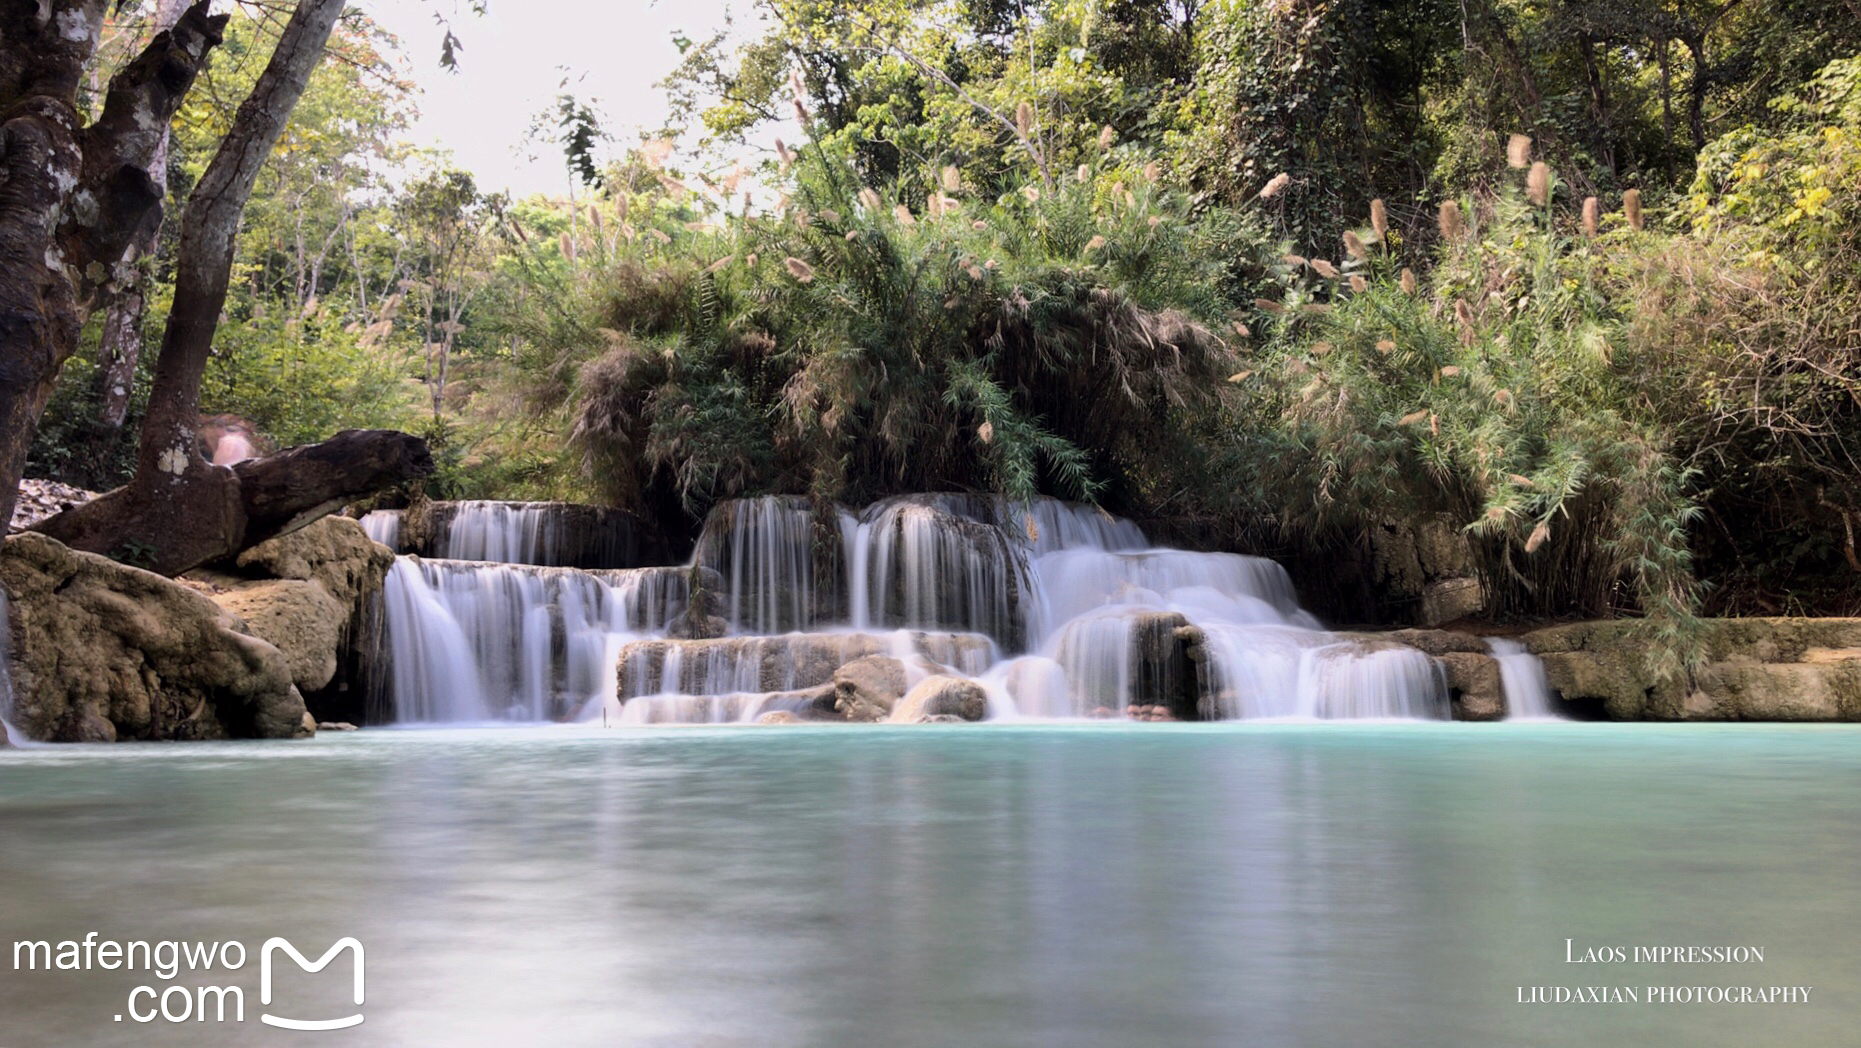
left=1343, top=231, right=1368, bottom=260
left=706, top=255, right=734, bottom=273
left=559, top=231, right=574, bottom=260
left=648, top=228, right=671, bottom=244
left=1086, top=235, right=1107, bottom=251
left=1527, top=162, right=1551, bottom=206
left=1350, top=275, right=1369, bottom=293
left=774, top=138, right=793, bottom=170
left=1228, top=370, right=1255, bottom=383
left=1142, top=161, right=1161, bottom=183
left=1624, top=188, right=1645, bottom=230
left=984, top=258, right=998, bottom=269
left=1254, top=298, right=1285, bottom=313
left=1400, top=268, right=1418, bottom=295
left=972, top=220, right=987, bottom=230
left=1525, top=520, right=1551, bottom=553
left=792, top=210, right=811, bottom=230
left=927, top=192, right=945, bottom=219
left=590, top=205, right=603, bottom=233
left=1440, top=365, right=1462, bottom=377
left=1302, top=303, right=1331, bottom=314
left=1233, top=321, right=1252, bottom=337
left=784, top=257, right=814, bottom=282
left=941, top=165, right=961, bottom=191
left=977, top=421, right=994, bottom=444
left=658, top=174, right=690, bottom=197
left=1284, top=254, right=1309, bottom=268
left=844, top=230, right=858, bottom=240
left=1370, top=198, right=1389, bottom=239
left=1375, top=339, right=1395, bottom=354
left=1311, top=259, right=1340, bottom=279
left=792, top=97, right=810, bottom=124
left=1454, top=299, right=1475, bottom=328
left=1582, top=196, right=1600, bottom=238
left=1147, top=215, right=1162, bottom=228
left=640, top=137, right=674, bottom=169
left=1021, top=185, right=1040, bottom=203
left=789, top=69, right=805, bottom=97
left=616, top=195, right=628, bottom=222
left=620, top=221, right=636, bottom=240
left=1313, top=341, right=1333, bottom=356
left=858, top=187, right=881, bottom=212
left=1496, top=389, right=1515, bottom=407
left=1259, top=172, right=1291, bottom=199
left=818, top=208, right=841, bottom=224
left=1098, top=125, right=1115, bottom=150
left=1507, top=134, right=1533, bottom=169
left=744, top=252, right=756, bottom=268
left=894, top=204, right=915, bottom=226
left=963, top=261, right=983, bottom=280
left=1399, top=409, right=1429, bottom=426
left=1508, top=472, right=1532, bottom=486
left=1076, top=164, right=1090, bottom=183
left=1015, top=101, right=1033, bottom=139
left=1438, top=200, right=1465, bottom=241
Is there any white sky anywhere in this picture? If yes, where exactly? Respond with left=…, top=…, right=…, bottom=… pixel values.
left=364, top=0, right=752, bottom=198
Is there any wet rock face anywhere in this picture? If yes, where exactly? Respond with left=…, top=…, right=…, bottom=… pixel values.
left=401, top=500, right=669, bottom=570
left=834, top=655, right=909, bottom=722
left=1525, top=619, right=1861, bottom=721
left=890, top=675, right=989, bottom=722
left=616, top=631, right=995, bottom=701
left=1, top=533, right=310, bottom=741
left=1438, top=652, right=1506, bottom=721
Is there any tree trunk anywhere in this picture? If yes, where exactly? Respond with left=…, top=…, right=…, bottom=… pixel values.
left=86, top=0, right=194, bottom=451
left=32, top=429, right=434, bottom=570
left=0, top=1, right=226, bottom=532
left=34, top=0, right=348, bottom=565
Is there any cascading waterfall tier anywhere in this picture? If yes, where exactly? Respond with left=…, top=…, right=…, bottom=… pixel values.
left=382, top=558, right=691, bottom=723
left=375, top=493, right=1553, bottom=725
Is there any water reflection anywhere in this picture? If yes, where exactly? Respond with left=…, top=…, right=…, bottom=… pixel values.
left=0, top=724, right=1856, bottom=1047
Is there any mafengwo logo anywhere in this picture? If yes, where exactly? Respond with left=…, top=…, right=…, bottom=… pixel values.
left=10, top=932, right=364, bottom=1029
left=262, top=937, right=365, bottom=1030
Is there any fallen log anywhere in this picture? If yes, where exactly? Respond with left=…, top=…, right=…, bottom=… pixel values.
left=30, top=429, right=432, bottom=576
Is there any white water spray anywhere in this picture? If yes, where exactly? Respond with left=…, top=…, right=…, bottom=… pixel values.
left=1489, top=637, right=1561, bottom=720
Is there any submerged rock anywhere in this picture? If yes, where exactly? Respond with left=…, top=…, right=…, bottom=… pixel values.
left=833, top=654, right=910, bottom=722
left=890, top=674, right=989, bottom=722
left=1, top=533, right=310, bottom=741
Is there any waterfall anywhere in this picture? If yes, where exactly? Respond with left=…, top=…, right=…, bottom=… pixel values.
left=695, top=496, right=831, bottom=634
left=359, top=510, right=403, bottom=550
left=439, top=502, right=565, bottom=565
left=374, top=492, right=1551, bottom=725
left=844, top=496, right=1025, bottom=649
left=1489, top=637, right=1561, bottom=720
left=381, top=559, right=688, bottom=723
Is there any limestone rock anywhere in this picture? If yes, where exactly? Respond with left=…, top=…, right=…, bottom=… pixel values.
left=1420, top=577, right=1485, bottom=627
left=1438, top=652, right=1506, bottom=721
left=889, top=674, right=988, bottom=722
left=318, top=721, right=360, bottom=731
left=1524, top=617, right=1861, bottom=721
left=616, top=631, right=994, bottom=701
left=211, top=579, right=347, bottom=693
left=1, top=532, right=309, bottom=741
left=235, top=515, right=393, bottom=607
left=834, top=654, right=909, bottom=722
left=755, top=710, right=802, bottom=724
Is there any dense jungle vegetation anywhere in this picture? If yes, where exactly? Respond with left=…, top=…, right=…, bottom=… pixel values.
left=26, top=0, right=1861, bottom=631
